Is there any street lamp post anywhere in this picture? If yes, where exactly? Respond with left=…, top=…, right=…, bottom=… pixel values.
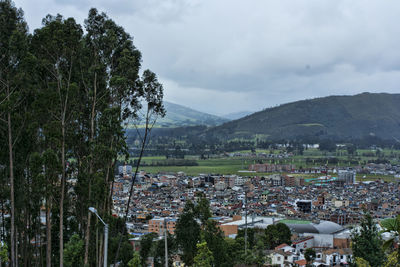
left=89, top=207, right=108, bottom=267
left=164, top=218, right=168, bottom=267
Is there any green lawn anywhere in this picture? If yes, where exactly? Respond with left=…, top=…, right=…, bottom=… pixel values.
left=140, top=165, right=253, bottom=176
left=139, top=157, right=249, bottom=175
left=127, top=148, right=400, bottom=176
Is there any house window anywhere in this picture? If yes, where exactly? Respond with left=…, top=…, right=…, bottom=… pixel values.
left=277, top=256, right=281, bottom=261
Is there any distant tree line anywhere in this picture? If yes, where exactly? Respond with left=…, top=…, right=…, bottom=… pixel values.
left=127, top=127, right=400, bottom=157
left=130, top=159, right=198, bottom=167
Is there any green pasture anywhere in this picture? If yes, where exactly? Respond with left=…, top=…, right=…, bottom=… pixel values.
left=127, top=147, right=400, bottom=177
left=139, top=157, right=251, bottom=175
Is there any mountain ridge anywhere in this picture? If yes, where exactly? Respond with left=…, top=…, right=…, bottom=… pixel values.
left=154, top=101, right=228, bottom=127
left=204, top=92, right=400, bottom=140
left=223, top=110, right=254, bottom=120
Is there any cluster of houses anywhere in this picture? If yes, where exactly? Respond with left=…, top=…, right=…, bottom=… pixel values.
left=248, top=162, right=400, bottom=178
left=229, top=152, right=293, bottom=159
left=112, top=164, right=400, bottom=266
left=136, top=214, right=354, bottom=266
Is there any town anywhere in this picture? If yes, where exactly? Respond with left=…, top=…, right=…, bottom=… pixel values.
left=112, top=163, right=400, bottom=266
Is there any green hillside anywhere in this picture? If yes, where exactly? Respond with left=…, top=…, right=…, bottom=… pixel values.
left=223, top=110, right=254, bottom=120
left=153, top=101, right=228, bottom=127
left=206, top=93, right=400, bottom=140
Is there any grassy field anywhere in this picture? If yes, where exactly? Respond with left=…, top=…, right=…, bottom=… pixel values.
left=138, top=161, right=399, bottom=182
left=128, top=148, right=400, bottom=178
left=139, top=158, right=252, bottom=176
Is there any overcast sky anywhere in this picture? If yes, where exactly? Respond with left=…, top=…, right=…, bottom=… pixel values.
left=13, top=0, right=400, bottom=116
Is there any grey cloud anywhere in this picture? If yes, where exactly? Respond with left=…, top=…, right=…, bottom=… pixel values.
left=54, top=0, right=199, bottom=24
left=13, top=0, right=400, bottom=114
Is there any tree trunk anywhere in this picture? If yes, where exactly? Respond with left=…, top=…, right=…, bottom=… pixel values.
left=23, top=210, right=28, bottom=267
left=98, top=233, right=103, bottom=267
left=7, top=84, right=16, bottom=267
left=46, top=198, right=52, bottom=267
left=95, top=226, right=98, bottom=267
left=84, top=208, right=91, bottom=265
left=83, top=203, right=92, bottom=262
left=15, top=229, right=18, bottom=267
left=59, top=122, right=65, bottom=267
left=84, top=72, right=97, bottom=264
left=103, top=150, right=114, bottom=216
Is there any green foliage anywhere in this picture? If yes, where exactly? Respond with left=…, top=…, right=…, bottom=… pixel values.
left=238, top=238, right=270, bottom=266
left=276, top=223, right=292, bottom=245
left=108, top=234, right=133, bottom=266
left=355, top=257, right=371, bottom=267
left=202, top=220, right=231, bottom=267
left=383, top=251, right=400, bottom=267
left=175, top=200, right=201, bottom=266
left=153, top=234, right=177, bottom=267
left=64, top=234, right=84, bottom=267
left=264, top=224, right=279, bottom=249
left=0, top=242, right=8, bottom=263
left=176, top=197, right=272, bottom=267
left=237, top=228, right=257, bottom=249
left=0, top=2, right=164, bottom=266
left=128, top=251, right=141, bottom=267
left=319, top=139, right=337, bottom=152
left=195, top=197, right=212, bottom=226
left=346, top=144, right=357, bottom=155
left=304, top=248, right=316, bottom=266
left=264, top=223, right=291, bottom=249
left=351, top=213, right=385, bottom=267
left=193, top=241, right=214, bottom=267
left=380, top=215, right=400, bottom=263
left=136, top=232, right=176, bottom=267
left=139, top=233, right=158, bottom=266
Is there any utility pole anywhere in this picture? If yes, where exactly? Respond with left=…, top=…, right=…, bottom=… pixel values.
left=244, top=187, right=248, bottom=255
left=164, top=218, right=168, bottom=267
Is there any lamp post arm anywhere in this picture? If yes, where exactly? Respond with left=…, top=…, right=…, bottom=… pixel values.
left=94, top=212, right=107, bottom=227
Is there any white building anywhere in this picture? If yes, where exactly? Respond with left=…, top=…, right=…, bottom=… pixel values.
left=338, top=170, right=356, bottom=184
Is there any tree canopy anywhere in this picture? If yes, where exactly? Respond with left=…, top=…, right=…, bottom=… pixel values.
left=0, top=1, right=165, bottom=266
left=351, top=213, right=385, bottom=267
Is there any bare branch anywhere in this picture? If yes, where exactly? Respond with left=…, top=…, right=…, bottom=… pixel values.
left=0, top=116, right=7, bottom=124
left=12, top=116, right=26, bottom=147
left=133, top=123, right=143, bottom=141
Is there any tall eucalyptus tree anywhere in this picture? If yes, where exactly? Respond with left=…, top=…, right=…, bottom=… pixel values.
left=80, top=9, right=144, bottom=265
left=31, top=15, right=83, bottom=267
left=0, top=2, right=164, bottom=265
left=0, top=1, right=29, bottom=265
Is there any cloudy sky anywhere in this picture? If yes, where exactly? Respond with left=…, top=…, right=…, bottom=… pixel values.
left=13, top=0, right=400, bottom=116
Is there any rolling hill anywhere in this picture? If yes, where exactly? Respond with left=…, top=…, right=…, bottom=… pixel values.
left=223, top=110, right=254, bottom=120
left=153, top=101, right=228, bottom=127
left=206, top=93, right=400, bottom=140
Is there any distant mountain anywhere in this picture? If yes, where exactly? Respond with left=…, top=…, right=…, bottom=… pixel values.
left=223, top=110, right=254, bottom=120
left=206, top=93, right=400, bottom=140
left=154, top=101, right=228, bottom=127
